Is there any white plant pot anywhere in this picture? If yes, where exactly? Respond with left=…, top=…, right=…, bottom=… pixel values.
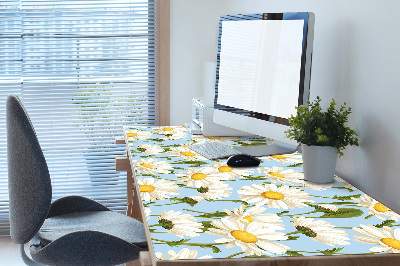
left=301, top=144, right=338, bottom=183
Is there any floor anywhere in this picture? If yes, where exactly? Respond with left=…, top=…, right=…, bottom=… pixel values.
left=0, top=237, right=25, bottom=266
left=0, top=236, right=140, bottom=266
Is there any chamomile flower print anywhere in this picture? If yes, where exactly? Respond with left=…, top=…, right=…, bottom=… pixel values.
left=168, top=145, right=207, bottom=160
left=157, top=210, right=203, bottom=238
left=292, top=217, right=350, bottom=246
left=176, top=168, right=224, bottom=188
left=197, top=183, right=232, bottom=200
left=263, top=153, right=303, bottom=164
left=317, top=204, right=339, bottom=212
left=203, top=161, right=253, bottom=180
left=125, top=129, right=153, bottom=140
left=138, top=178, right=179, bottom=201
left=154, top=126, right=188, bottom=140
left=258, top=167, right=302, bottom=185
left=238, top=184, right=314, bottom=209
left=224, top=205, right=285, bottom=230
left=352, top=194, right=400, bottom=221
left=207, top=217, right=289, bottom=255
left=137, top=144, right=164, bottom=155
left=336, top=176, right=356, bottom=190
left=155, top=248, right=212, bottom=260
left=353, top=225, right=400, bottom=253
left=134, top=158, right=172, bottom=175
left=144, top=207, right=151, bottom=220
left=125, top=125, right=400, bottom=259
left=298, top=179, right=333, bottom=191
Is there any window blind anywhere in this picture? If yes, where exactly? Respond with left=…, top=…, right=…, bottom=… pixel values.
left=0, top=0, right=159, bottom=236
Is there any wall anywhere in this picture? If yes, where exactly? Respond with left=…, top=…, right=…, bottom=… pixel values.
left=170, top=0, right=400, bottom=212
left=170, top=0, right=228, bottom=125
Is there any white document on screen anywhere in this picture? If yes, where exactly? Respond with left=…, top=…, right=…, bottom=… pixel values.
left=217, top=19, right=304, bottom=119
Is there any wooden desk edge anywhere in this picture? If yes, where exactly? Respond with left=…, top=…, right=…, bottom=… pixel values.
left=121, top=129, right=158, bottom=266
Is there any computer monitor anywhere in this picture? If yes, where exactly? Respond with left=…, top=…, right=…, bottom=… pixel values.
left=213, top=12, right=315, bottom=156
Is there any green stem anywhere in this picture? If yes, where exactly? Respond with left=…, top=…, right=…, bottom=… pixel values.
left=226, top=252, right=245, bottom=258
left=312, top=195, right=332, bottom=199
left=280, top=210, right=317, bottom=217
left=151, top=202, right=181, bottom=207
left=151, top=238, right=226, bottom=247
left=286, top=231, right=300, bottom=235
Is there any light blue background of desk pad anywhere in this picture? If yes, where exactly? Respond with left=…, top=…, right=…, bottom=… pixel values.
left=124, top=126, right=400, bottom=260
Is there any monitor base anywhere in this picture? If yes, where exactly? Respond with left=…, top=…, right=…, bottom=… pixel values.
left=233, top=141, right=298, bottom=157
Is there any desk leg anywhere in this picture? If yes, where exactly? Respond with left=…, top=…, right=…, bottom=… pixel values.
left=127, top=169, right=143, bottom=223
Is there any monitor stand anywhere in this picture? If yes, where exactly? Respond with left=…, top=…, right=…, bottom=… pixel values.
left=233, top=141, right=298, bottom=157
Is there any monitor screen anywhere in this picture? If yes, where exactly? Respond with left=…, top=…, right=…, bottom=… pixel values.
left=212, top=13, right=314, bottom=155
left=217, top=20, right=304, bottom=119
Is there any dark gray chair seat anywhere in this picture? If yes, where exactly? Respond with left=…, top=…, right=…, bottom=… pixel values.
left=37, top=211, right=147, bottom=248
left=7, top=94, right=148, bottom=265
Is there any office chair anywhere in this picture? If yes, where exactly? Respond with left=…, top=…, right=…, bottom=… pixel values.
left=6, top=94, right=148, bottom=265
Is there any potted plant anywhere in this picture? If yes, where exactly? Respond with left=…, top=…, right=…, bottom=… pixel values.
left=285, top=97, right=359, bottom=183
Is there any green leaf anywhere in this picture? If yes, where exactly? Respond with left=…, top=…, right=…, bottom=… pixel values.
left=172, top=160, right=209, bottom=167
left=318, top=247, right=344, bottom=255
left=276, top=211, right=290, bottom=216
left=320, top=208, right=363, bottom=218
left=198, top=211, right=228, bottom=218
left=242, top=255, right=270, bottom=258
left=200, top=245, right=221, bottom=253
left=287, top=236, right=300, bottom=240
left=285, top=250, right=304, bottom=256
left=374, top=220, right=395, bottom=228
left=200, top=221, right=216, bottom=232
left=165, top=239, right=190, bottom=247
left=287, top=163, right=303, bottom=167
left=333, top=194, right=361, bottom=201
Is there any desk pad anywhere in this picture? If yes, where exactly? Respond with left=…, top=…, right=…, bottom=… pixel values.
left=124, top=126, right=400, bottom=261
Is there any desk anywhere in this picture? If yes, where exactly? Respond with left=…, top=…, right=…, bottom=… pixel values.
left=116, top=126, right=400, bottom=266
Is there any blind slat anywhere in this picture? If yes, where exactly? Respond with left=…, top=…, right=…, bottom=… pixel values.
left=0, top=0, right=159, bottom=236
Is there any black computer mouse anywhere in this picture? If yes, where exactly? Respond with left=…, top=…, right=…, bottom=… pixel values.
left=227, top=154, right=261, bottom=167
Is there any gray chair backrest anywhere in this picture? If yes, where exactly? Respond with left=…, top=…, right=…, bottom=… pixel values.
left=7, top=94, right=52, bottom=244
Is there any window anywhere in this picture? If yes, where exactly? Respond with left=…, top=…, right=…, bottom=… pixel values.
left=0, top=0, right=169, bottom=236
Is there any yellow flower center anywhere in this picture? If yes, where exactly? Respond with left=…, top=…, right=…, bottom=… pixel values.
left=140, top=163, right=153, bottom=169
left=374, top=203, right=389, bottom=213
left=181, top=151, right=196, bottom=156
left=231, top=230, right=258, bottom=243
left=162, top=127, right=174, bottom=131
left=218, top=166, right=233, bottom=172
left=207, top=137, right=221, bottom=139
left=268, top=172, right=285, bottom=179
left=242, top=215, right=254, bottom=223
left=380, top=238, right=400, bottom=250
left=191, top=173, right=207, bottom=180
left=261, top=191, right=285, bottom=200
left=139, top=185, right=155, bottom=192
left=271, top=155, right=286, bottom=159
left=127, top=133, right=137, bottom=137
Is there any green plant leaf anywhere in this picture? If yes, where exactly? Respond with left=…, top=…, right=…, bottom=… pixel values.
left=333, top=194, right=361, bottom=201
left=200, top=221, right=217, bottom=232
left=374, top=220, right=395, bottom=228
left=198, top=211, right=228, bottom=218
left=318, top=247, right=344, bottom=255
left=242, top=255, right=270, bottom=258
left=165, top=239, right=191, bottom=247
left=285, top=250, right=304, bottom=256
left=200, top=245, right=221, bottom=253
left=287, top=163, right=303, bottom=167
left=320, top=208, right=363, bottom=218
